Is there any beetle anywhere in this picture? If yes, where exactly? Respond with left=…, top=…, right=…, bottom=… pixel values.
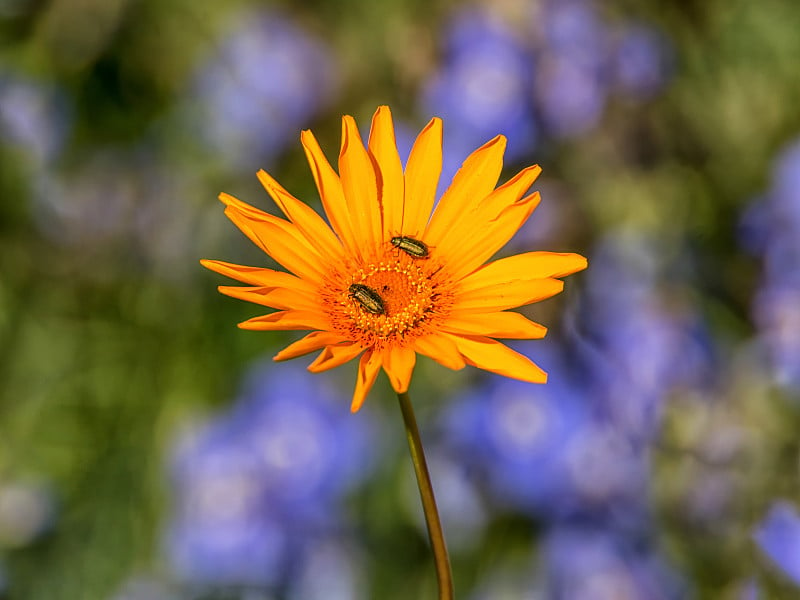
left=390, top=236, right=429, bottom=259
left=348, top=283, right=386, bottom=315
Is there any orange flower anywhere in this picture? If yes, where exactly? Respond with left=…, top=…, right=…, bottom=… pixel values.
left=202, top=106, right=587, bottom=412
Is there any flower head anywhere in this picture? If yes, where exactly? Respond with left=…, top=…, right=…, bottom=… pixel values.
left=202, top=106, right=586, bottom=411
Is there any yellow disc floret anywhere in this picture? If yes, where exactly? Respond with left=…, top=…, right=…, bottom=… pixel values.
left=322, top=243, right=454, bottom=348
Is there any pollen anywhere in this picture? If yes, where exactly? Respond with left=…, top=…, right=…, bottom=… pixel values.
left=322, top=244, right=453, bottom=348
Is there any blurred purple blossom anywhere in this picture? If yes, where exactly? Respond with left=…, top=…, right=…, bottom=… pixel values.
left=533, top=0, right=610, bottom=138
left=286, top=537, right=366, bottom=600
left=754, top=501, right=800, bottom=586
left=423, top=2, right=673, bottom=154
left=539, top=0, right=609, bottom=72
left=740, top=142, right=800, bottom=262
left=167, top=421, right=289, bottom=587
left=754, top=284, right=800, bottom=389
left=770, top=139, right=800, bottom=232
left=578, top=233, right=715, bottom=440
left=743, top=139, right=800, bottom=389
left=422, top=8, right=537, bottom=188
left=612, top=24, right=673, bottom=100
left=190, top=10, right=337, bottom=170
left=535, top=55, right=607, bottom=139
left=0, top=74, right=71, bottom=165
left=231, top=364, right=375, bottom=522
left=440, top=346, right=650, bottom=525
left=166, top=362, right=375, bottom=589
left=544, top=526, right=686, bottom=599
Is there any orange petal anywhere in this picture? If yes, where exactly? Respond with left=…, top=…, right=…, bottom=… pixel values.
left=273, top=331, right=348, bottom=361
left=459, top=252, right=588, bottom=292
left=447, top=192, right=542, bottom=279
left=441, top=311, right=548, bottom=339
left=256, top=169, right=343, bottom=261
left=339, top=115, right=382, bottom=251
left=200, top=259, right=316, bottom=291
left=434, top=165, right=541, bottom=264
left=307, top=342, right=365, bottom=373
left=300, top=129, right=358, bottom=254
left=368, top=106, right=404, bottom=241
left=446, top=334, right=548, bottom=383
left=382, top=345, right=416, bottom=393
left=425, top=135, right=506, bottom=246
left=238, top=310, right=330, bottom=331
left=478, top=164, right=542, bottom=215
left=217, top=286, right=320, bottom=312
left=402, top=117, right=442, bottom=236
left=412, top=334, right=466, bottom=370
left=222, top=202, right=327, bottom=283
left=351, top=350, right=383, bottom=412
left=454, top=278, right=565, bottom=312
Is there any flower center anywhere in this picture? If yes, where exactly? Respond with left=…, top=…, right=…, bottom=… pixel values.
left=321, top=245, right=454, bottom=348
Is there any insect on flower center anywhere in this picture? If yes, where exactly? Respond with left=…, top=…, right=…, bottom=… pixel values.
left=323, top=246, right=453, bottom=346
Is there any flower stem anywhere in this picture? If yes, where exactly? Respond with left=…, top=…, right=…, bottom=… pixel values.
left=397, top=391, right=454, bottom=600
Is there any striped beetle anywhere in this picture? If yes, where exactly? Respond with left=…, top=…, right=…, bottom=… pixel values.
left=390, top=236, right=430, bottom=259
left=348, top=283, right=386, bottom=315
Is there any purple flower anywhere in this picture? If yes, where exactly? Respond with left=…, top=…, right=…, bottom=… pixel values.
left=612, top=24, right=672, bottom=100
left=742, top=138, right=800, bottom=389
left=441, top=343, right=651, bottom=524
left=531, top=0, right=611, bottom=138
left=578, top=233, right=715, bottom=440
left=741, top=141, right=800, bottom=260
left=165, top=362, right=375, bottom=588
left=544, top=526, right=686, bottom=599
left=540, top=0, right=610, bottom=72
left=231, top=364, right=375, bottom=524
left=770, top=140, right=800, bottom=232
left=167, top=421, right=289, bottom=587
left=535, top=55, right=606, bottom=139
left=422, top=8, right=537, bottom=188
left=190, top=10, right=337, bottom=170
left=754, top=501, right=800, bottom=586
left=754, top=283, right=800, bottom=389
left=0, top=74, right=71, bottom=164
left=286, top=537, right=366, bottom=600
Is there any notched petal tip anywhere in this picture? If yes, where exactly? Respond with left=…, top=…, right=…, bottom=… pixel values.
left=218, top=192, right=237, bottom=206
left=486, top=133, right=507, bottom=150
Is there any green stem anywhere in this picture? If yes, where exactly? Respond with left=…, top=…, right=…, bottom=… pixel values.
left=397, top=391, right=454, bottom=600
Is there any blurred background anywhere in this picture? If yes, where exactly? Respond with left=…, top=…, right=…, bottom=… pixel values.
left=2, top=0, right=800, bottom=598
